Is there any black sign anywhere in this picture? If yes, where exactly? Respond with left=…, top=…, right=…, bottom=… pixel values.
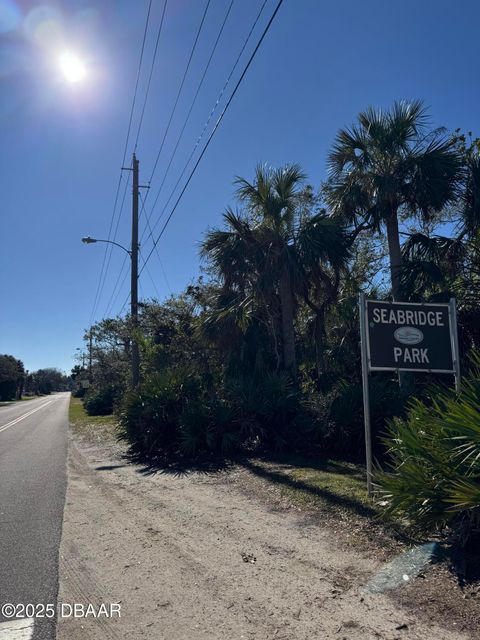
left=365, top=300, right=454, bottom=372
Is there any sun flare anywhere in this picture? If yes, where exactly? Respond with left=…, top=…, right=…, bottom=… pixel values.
left=58, top=51, right=86, bottom=83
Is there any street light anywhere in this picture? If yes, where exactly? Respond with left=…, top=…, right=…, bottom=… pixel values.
left=81, top=235, right=137, bottom=381
left=81, top=236, right=131, bottom=256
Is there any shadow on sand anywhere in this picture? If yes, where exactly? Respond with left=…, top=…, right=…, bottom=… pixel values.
left=122, top=448, right=233, bottom=478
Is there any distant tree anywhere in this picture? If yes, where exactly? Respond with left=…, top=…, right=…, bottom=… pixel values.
left=70, top=364, right=86, bottom=381
left=30, top=368, right=69, bottom=395
left=0, top=355, right=25, bottom=401
left=87, top=320, right=130, bottom=390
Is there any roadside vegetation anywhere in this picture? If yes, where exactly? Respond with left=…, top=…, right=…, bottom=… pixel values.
left=379, top=355, right=480, bottom=546
left=73, top=101, right=480, bottom=553
left=69, top=395, right=118, bottom=443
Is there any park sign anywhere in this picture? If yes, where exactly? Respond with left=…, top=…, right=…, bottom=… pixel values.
left=358, top=295, right=460, bottom=496
left=365, top=300, right=456, bottom=373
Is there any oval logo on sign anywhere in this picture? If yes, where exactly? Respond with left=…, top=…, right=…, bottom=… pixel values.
left=394, top=326, right=424, bottom=345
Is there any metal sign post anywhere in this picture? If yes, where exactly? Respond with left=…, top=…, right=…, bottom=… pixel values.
left=449, top=298, right=461, bottom=393
left=359, top=293, right=373, bottom=496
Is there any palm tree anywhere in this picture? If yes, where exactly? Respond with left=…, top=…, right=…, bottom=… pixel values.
left=398, top=140, right=480, bottom=351
left=202, top=165, right=350, bottom=378
left=325, top=100, right=462, bottom=301
left=399, top=135, right=480, bottom=300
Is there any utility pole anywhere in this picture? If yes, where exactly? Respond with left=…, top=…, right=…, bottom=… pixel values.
left=131, top=153, right=140, bottom=387
left=88, top=331, right=93, bottom=383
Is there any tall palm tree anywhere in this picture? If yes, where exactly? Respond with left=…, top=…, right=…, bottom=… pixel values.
left=202, top=165, right=350, bottom=378
left=398, top=136, right=480, bottom=300
left=325, top=100, right=463, bottom=301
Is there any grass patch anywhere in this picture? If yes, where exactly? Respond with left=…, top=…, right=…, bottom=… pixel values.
left=69, top=395, right=119, bottom=443
left=241, top=454, right=379, bottom=519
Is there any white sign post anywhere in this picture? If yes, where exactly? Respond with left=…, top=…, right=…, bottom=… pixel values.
left=359, top=293, right=373, bottom=495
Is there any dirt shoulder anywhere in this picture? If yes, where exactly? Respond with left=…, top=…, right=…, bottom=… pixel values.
left=57, top=420, right=478, bottom=640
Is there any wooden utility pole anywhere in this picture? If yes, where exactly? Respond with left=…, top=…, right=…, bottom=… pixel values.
left=88, top=331, right=93, bottom=382
left=131, top=153, right=140, bottom=387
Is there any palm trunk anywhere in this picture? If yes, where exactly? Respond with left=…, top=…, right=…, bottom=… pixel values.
left=278, top=263, right=297, bottom=377
left=314, top=311, right=326, bottom=377
left=385, top=210, right=403, bottom=301
left=385, top=209, right=411, bottom=389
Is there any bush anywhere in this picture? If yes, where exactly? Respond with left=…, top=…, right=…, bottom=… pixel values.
left=118, top=369, right=315, bottom=461
left=377, top=355, right=480, bottom=545
left=120, top=371, right=192, bottom=457
left=226, top=372, right=309, bottom=451
left=120, top=368, right=228, bottom=458
left=306, top=376, right=405, bottom=459
left=84, top=385, right=118, bottom=416
left=121, top=367, right=422, bottom=463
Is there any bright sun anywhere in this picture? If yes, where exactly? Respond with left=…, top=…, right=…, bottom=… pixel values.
left=58, top=51, right=86, bottom=83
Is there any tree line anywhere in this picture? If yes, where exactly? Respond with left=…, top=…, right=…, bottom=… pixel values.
left=0, top=356, right=70, bottom=401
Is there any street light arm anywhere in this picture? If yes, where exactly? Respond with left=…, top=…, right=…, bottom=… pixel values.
left=81, top=237, right=132, bottom=256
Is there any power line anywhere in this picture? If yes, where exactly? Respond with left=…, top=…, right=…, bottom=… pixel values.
left=104, top=190, right=170, bottom=317
left=141, top=251, right=163, bottom=300
left=140, top=0, right=268, bottom=249
left=140, top=0, right=284, bottom=275
left=102, top=178, right=137, bottom=318
left=104, top=252, right=129, bottom=318
left=89, top=0, right=153, bottom=325
left=134, top=0, right=169, bottom=151
left=147, top=0, right=212, bottom=186
left=100, top=173, right=131, bottom=312
left=139, top=0, right=234, bottom=244
left=139, top=192, right=165, bottom=277
left=88, top=172, right=124, bottom=325
left=121, top=0, right=153, bottom=166
left=118, top=291, right=130, bottom=317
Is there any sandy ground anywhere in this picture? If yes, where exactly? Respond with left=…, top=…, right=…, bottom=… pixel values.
left=56, top=433, right=474, bottom=640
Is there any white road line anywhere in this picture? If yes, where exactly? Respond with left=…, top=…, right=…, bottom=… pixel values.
left=0, top=618, right=34, bottom=639
left=0, top=400, right=56, bottom=434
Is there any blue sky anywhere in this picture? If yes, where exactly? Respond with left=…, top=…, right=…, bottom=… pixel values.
left=1, top=0, right=479, bottom=374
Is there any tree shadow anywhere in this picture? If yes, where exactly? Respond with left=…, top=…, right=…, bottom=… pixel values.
left=94, top=464, right=127, bottom=471
left=122, top=449, right=233, bottom=478
left=255, top=451, right=365, bottom=480
left=239, top=457, right=378, bottom=519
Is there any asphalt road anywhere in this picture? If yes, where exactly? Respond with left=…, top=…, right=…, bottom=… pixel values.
left=0, top=393, right=69, bottom=640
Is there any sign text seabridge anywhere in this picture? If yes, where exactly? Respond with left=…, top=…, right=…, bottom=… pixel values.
left=365, top=300, right=455, bottom=373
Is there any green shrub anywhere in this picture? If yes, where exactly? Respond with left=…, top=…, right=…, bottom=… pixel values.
left=84, top=385, right=118, bottom=416
left=377, top=356, right=480, bottom=544
left=118, top=370, right=194, bottom=458
left=307, top=376, right=405, bottom=458
left=118, top=369, right=239, bottom=460
left=118, top=369, right=314, bottom=460
left=226, top=372, right=307, bottom=451
left=180, top=400, right=240, bottom=457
